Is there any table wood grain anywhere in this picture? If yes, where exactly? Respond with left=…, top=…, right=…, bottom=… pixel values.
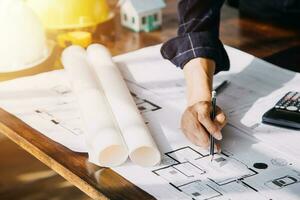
left=0, top=1, right=299, bottom=199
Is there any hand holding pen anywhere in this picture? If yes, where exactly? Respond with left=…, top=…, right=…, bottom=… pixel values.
left=181, top=80, right=228, bottom=152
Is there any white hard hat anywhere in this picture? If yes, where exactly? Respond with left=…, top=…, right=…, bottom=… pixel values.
left=0, top=0, right=52, bottom=72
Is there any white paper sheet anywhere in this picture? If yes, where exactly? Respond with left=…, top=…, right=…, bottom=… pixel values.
left=62, top=46, right=128, bottom=167
left=114, top=45, right=300, bottom=159
left=0, top=70, right=88, bottom=152
left=86, top=44, right=161, bottom=167
left=243, top=168, right=300, bottom=200
left=110, top=80, right=300, bottom=200
left=0, top=44, right=299, bottom=199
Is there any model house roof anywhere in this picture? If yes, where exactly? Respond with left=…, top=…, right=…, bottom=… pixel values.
left=123, top=0, right=166, bottom=13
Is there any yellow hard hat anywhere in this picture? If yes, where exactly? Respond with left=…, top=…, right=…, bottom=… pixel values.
left=25, top=0, right=110, bottom=30
left=57, top=31, right=92, bottom=48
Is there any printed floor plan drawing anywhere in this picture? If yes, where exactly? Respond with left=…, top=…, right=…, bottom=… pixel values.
left=131, top=92, right=162, bottom=113
left=265, top=174, right=300, bottom=190
left=0, top=69, right=299, bottom=200
left=32, top=90, right=161, bottom=137
left=1, top=45, right=300, bottom=200
left=152, top=146, right=260, bottom=200
left=35, top=109, right=83, bottom=136
left=29, top=85, right=85, bottom=136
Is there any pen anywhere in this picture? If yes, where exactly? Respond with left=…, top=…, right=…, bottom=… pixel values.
left=214, top=80, right=229, bottom=94
left=210, top=91, right=217, bottom=162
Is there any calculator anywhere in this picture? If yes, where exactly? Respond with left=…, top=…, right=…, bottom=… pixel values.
left=262, top=91, right=300, bottom=129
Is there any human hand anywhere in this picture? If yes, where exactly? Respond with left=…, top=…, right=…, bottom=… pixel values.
left=182, top=57, right=227, bottom=151
left=181, top=101, right=227, bottom=151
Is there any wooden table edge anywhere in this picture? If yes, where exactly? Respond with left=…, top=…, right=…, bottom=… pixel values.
left=0, top=117, right=109, bottom=200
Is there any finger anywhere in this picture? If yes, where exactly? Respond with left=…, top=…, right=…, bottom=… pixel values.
left=181, top=110, right=210, bottom=148
left=197, top=110, right=222, bottom=140
left=192, top=123, right=210, bottom=148
left=185, top=131, right=209, bottom=149
left=216, top=143, right=222, bottom=154
left=192, top=103, right=220, bottom=136
left=184, top=131, right=201, bottom=146
left=211, top=143, right=221, bottom=154
left=215, top=107, right=227, bottom=129
left=182, top=122, right=210, bottom=149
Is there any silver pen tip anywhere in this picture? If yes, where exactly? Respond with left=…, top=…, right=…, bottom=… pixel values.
left=212, top=91, right=217, bottom=98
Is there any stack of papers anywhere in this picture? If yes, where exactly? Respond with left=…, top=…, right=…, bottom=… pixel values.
left=0, top=44, right=299, bottom=199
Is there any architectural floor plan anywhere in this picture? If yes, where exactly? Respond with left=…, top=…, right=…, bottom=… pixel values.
left=0, top=45, right=300, bottom=199
left=112, top=80, right=300, bottom=200
left=153, top=146, right=262, bottom=200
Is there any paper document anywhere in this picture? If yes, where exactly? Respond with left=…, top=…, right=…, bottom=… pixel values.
left=114, top=45, right=300, bottom=159
left=0, top=44, right=299, bottom=199
left=87, top=44, right=161, bottom=167
left=61, top=44, right=160, bottom=167
left=62, top=46, right=129, bottom=167
left=110, top=77, right=300, bottom=200
left=0, top=70, right=87, bottom=152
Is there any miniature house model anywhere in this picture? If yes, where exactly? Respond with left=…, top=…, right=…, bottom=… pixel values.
left=120, top=0, right=166, bottom=32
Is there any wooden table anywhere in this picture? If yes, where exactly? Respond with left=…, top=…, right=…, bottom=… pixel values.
left=0, top=1, right=299, bottom=199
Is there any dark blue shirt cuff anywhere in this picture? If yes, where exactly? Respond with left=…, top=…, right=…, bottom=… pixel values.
left=160, top=32, right=230, bottom=74
left=160, top=0, right=230, bottom=74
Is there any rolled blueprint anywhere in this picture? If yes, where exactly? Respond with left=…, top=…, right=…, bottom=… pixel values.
left=87, top=44, right=161, bottom=167
left=62, top=46, right=128, bottom=167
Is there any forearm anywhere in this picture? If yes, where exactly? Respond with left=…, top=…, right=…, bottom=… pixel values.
left=183, top=58, right=215, bottom=106
left=181, top=57, right=226, bottom=149
left=160, top=0, right=229, bottom=73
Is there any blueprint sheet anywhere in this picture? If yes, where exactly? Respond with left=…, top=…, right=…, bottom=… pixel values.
left=0, top=45, right=300, bottom=199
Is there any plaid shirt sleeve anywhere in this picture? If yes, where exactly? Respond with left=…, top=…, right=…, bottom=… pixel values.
left=160, top=0, right=230, bottom=74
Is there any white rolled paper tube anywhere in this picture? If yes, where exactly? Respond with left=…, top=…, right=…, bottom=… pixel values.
left=62, top=45, right=128, bottom=167
left=86, top=44, right=161, bottom=167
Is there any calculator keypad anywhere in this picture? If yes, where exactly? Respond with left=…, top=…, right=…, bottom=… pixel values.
left=275, top=92, right=300, bottom=112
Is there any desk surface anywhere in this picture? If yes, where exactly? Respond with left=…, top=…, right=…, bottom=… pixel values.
left=0, top=1, right=299, bottom=199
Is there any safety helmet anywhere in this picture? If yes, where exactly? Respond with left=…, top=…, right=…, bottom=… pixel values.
left=0, top=0, right=52, bottom=72
left=25, top=0, right=111, bottom=30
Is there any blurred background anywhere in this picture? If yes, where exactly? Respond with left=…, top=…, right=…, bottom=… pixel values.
left=0, top=0, right=299, bottom=199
